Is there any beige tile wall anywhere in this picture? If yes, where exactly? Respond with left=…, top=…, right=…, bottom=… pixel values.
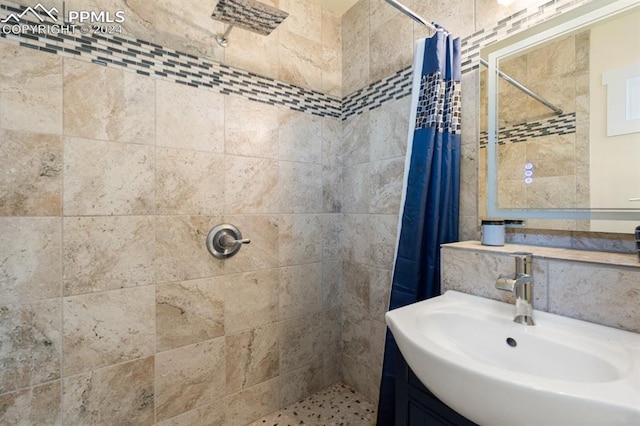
left=441, top=242, right=640, bottom=333
left=2, top=0, right=634, bottom=423
left=0, top=1, right=343, bottom=423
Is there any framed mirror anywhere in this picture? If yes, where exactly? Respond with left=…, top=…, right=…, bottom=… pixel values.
left=480, top=0, right=640, bottom=233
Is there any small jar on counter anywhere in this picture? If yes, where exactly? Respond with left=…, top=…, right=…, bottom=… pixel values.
left=481, top=219, right=505, bottom=246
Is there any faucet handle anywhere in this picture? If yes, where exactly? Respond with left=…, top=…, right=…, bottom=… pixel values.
left=495, top=274, right=516, bottom=292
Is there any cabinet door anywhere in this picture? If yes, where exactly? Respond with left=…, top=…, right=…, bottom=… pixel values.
left=408, top=400, right=457, bottom=426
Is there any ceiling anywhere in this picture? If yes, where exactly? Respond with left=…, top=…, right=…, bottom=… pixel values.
left=309, top=0, right=360, bottom=15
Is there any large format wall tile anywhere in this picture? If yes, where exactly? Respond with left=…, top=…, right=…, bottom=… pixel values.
left=278, top=162, right=323, bottom=213
left=62, top=286, right=155, bottom=376
left=0, top=300, right=61, bottom=394
left=156, top=278, right=225, bottom=352
left=280, top=0, right=322, bottom=43
left=342, top=111, right=370, bottom=166
left=321, top=9, right=343, bottom=98
left=0, top=381, right=61, bottom=426
left=155, top=215, right=224, bottom=283
left=322, top=214, right=344, bottom=262
left=225, top=97, right=279, bottom=159
left=156, top=80, right=224, bottom=153
left=321, top=117, right=343, bottom=167
left=323, top=351, right=343, bottom=388
left=342, top=0, right=370, bottom=96
left=278, top=108, right=322, bottom=164
left=279, top=312, right=323, bottom=373
left=63, top=216, right=155, bottom=296
left=220, top=215, right=280, bottom=273
left=369, top=3, right=413, bottom=83
left=156, top=148, right=224, bottom=215
left=278, top=30, right=323, bottom=93
left=226, top=323, right=280, bottom=393
left=322, top=307, right=343, bottom=364
left=343, top=261, right=370, bottom=317
left=369, top=96, right=410, bottom=161
left=63, top=137, right=155, bottom=216
left=322, top=308, right=344, bottom=386
left=156, top=399, right=226, bottom=426
left=224, top=379, right=279, bottom=426
left=0, top=44, right=62, bottom=135
left=224, top=29, right=280, bottom=83
left=62, top=357, right=154, bottom=426
left=322, top=260, right=343, bottom=310
left=0, top=130, right=62, bottom=216
left=369, top=266, right=392, bottom=323
left=277, top=360, right=323, bottom=407
left=370, top=158, right=404, bottom=215
left=278, top=214, right=323, bottom=266
left=548, top=261, right=640, bottom=333
left=0, top=217, right=61, bottom=305
left=341, top=164, right=371, bottom=214
left=323, top=163, right=342, bottom=213
left=413, top=0, right=475, bottom=39
left=279, top=263, right=323, bottom=320
left=342, top=313, right=371, bottom=367
left=63, top=59, right=154, bottom=144
left=224, top=156, right=279, bottom=214
left=355, top=214, right=397, bottom=269
left=224, top=270, right=279, bottom=334
left=155, top=338, right=226, bottom=421
left=342, top=353, right=378, bottom=404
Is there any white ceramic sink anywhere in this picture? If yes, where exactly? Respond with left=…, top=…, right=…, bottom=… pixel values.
left=385, top=290, right=640, bottom=426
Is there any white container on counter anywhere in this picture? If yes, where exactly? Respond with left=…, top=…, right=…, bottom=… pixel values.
left=481, top=219, right=505, bottom=246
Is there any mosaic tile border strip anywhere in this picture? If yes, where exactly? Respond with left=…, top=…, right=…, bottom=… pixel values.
left=0, top=0, right=591, bottom=122
left=479, top=112, right=576, bottom=147
left=459, top=0, right=591, bottom=70
left=0, top=1, right=341, bottom=119
left=341, top=66, right=413, bottom=120
left=341, top=0, right=592, bottom=120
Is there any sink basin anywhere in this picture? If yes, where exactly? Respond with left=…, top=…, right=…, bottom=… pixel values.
left=385, top=290, right=640, bottom=426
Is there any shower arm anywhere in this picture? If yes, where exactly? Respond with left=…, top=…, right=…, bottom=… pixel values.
left=216, top=25, right=234, bottom=48
left=384, top=0, right=563, bottom=116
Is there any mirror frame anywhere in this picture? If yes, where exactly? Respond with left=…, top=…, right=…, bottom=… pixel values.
left=485, top=0, right=640, bottom=221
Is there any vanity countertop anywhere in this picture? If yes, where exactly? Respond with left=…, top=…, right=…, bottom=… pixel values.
left=443, top=241, right=640, bottom=269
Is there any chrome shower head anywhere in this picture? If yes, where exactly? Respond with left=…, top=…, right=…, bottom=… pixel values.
left=211, top=0, right=289, bottom=47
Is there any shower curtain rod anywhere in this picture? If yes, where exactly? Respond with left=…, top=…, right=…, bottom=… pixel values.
left=385, top=0, right=564, bottom=116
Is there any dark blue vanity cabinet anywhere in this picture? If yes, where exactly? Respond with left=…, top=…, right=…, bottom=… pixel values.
left=394, top=351, right=478, bottom=426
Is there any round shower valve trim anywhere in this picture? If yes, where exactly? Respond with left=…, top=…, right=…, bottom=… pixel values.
left=206, top=224, right=250, bottom=259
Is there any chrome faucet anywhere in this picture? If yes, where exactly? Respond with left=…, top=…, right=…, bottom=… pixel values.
left=495, top=252, right=535, bottom=325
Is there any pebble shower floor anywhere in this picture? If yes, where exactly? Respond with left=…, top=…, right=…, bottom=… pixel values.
left=249, top=383, right=376, bottom=425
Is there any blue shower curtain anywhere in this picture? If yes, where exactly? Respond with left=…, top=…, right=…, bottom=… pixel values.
left=376, top=28, right=461, bottom=425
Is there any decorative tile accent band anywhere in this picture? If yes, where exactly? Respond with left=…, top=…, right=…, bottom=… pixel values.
left=478, top=112, right=577, bottom=147
left=341, top=0, right=591, bottom=120
left=0, top=0, right=590, bottom=122
left=341, top=66, right=413, bottom=120
left=0, top=1, right=341, bottom=119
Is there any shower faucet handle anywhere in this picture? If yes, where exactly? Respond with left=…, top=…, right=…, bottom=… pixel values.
left=220, top=235, right=251, bottom=247
left=206, top=224, right=250, bottom=259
